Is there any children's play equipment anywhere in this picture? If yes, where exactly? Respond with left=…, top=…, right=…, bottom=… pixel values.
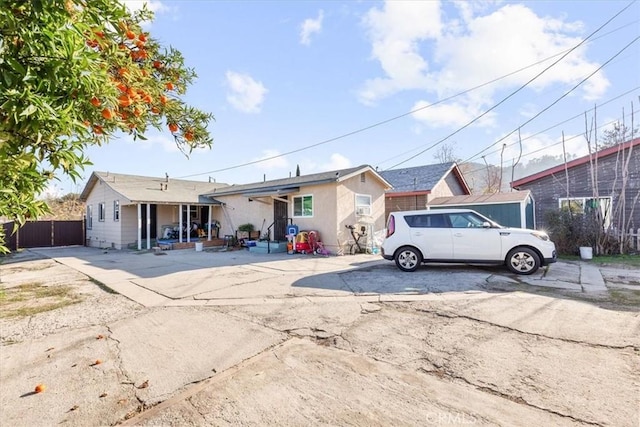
left=292, top=229, right=328, bottom=255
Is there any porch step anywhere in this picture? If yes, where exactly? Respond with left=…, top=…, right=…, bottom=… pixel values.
left=249, top=241, right=287, bottom=253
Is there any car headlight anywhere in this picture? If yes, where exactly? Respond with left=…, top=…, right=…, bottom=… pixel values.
left=530, top=231, right=549, bottom=241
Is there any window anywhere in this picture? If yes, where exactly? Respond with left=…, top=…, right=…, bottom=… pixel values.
left=448, top=212, right=486, bottom=228
left=360, top=172, right=366, bottom=183
left=404, top=214, right=447, bottom=228
left=355, top=194, right=372, bottom=216
left=113, top=200, right=120, bottom=221
left=559, top=197, right=612, bottom=228
left=86, top=205, right=93, bottom=230
left=98, top=202, right=106, bottom=222
left=293, top=195, right=313, bottom=217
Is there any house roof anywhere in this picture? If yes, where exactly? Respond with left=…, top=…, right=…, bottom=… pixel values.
left=512, top=137, right=640, bottom=187
left=428, top=190, right=531, bottom=206
left=79, top=171, right=229, bottom=205
left=205, top=165, right=392, bottom=197
left=380, top=162, right=471, bottom=195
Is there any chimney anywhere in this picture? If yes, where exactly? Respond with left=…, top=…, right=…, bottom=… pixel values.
left=165, top=173, right=169, bottom=183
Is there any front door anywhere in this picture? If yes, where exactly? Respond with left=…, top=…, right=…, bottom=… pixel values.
left=141, top=204, right=157, bottom=239
left=273, top=199, right=288, bottom=241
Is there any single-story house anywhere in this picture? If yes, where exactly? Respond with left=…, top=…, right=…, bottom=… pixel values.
left=427, top=190, right=535, bottom=229
left=511, top=137, right=640, bottom=231
left=80, top=165, right=392, bottom=254
left=205, top=165, right=392, bottom=254
left=80, top=171, right=228, bottom=250
left=379, top=162, right=471, bottom=220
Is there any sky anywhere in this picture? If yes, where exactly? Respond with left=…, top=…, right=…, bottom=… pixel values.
left=52, top=0, right=640, bottom=196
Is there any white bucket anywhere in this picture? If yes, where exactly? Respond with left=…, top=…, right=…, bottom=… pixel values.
left=579, top=246, right=592, bottom=260
left=195, top=242, right=203, bottom=252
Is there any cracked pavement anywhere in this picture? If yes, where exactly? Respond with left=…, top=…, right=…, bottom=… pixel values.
left=1, top=248, right=639, bottom=426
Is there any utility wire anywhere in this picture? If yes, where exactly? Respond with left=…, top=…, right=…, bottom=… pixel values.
left=384, top=0, right=637, bottom=171
left=177, top=2, right=638, bottom=179
left=462, top=87, right=639, bottom=161
left=462, top=35, right=640, bottom=164
left=376, top=86, right=639, bottom=168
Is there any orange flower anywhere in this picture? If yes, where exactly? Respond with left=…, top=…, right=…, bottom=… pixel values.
left=153, top=61, right=163, bottom=69
left=118, top=67, right=128, bottom=77
left=159, top=95, right=167, bottom=105
left=168, top=123, right=178, bottom=133
left=138, top=33, right=147, bottom=42
left=165, top=82, right=174, bottom=91
left=151, top=106, right=160, bottom=114
left=126, top=30, right=135, bottom=40
left=117, top=83, right=127, bottom=93
left=142, top=94, right=153, bottom=104
left=90, top=97, right=101, bottom=107
left=184, top=131, right=194, bottom=141
left=133, top=108, right=142, bottom=117
left=93, top=125, right=104, bottom=134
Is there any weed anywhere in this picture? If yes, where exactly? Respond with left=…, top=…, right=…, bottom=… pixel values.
left=0, top=282, right=83, bottom=318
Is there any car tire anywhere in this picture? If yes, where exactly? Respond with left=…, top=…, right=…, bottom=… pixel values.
left=394, top=246, right=422, bottom=272
left=506, top=247, right=540, bottom=275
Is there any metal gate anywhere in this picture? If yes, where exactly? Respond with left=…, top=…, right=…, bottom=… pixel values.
left=2, top=220, right=85, bottom=251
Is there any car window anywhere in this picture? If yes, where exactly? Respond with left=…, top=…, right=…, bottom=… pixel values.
left=404, top=214, right=448, bottom=228
left=448, top=213, right=486, bottom=228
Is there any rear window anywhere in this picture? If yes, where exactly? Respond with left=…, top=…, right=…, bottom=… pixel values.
left=386, top=214, right=395, bottom=237
left=404, top=214, right=447, bottom=228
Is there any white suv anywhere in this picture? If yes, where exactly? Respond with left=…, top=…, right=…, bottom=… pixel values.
left=381, top=209, right=557, bottom=275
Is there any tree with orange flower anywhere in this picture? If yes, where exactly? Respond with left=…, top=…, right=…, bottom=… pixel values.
left=0, top=0, right=214, bottom=253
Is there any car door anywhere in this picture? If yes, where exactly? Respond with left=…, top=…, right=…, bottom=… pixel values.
left=405, top=213, right=453, bottom=260
left=447, top=212, right=502, bottom=261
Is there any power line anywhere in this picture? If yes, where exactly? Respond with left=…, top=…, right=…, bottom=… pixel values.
left=375, top=86, right=639, bottom=168
left=176, top=1, right=638, bottom=179
left=384, top=0, right=637, bottom=171
left=465, top=87, right=639, bottom=161
left=463, top=35, right=640, bottom=164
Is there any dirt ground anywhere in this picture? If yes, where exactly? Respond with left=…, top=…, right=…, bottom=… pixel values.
left=1, top=252, right=639, bottom=426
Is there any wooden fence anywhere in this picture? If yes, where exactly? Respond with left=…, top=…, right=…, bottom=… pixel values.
left=1, top=220, right=84, bottom=251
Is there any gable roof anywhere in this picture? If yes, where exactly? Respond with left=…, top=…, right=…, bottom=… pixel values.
left=380, top=162, right=471, bottom=195
left=79, top=171, right=229, bottom=205
left=512, top=137, right=640, bottom=187
left=428, top=190, right=532, bottom=206
left=205, top=165, right=392, bottom=197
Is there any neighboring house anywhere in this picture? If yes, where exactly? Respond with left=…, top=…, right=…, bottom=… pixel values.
left=205, top=165, right=392, bottom=254
left=511, top=138, right=640, bottom=230
left=379, top=162, right=471, bottom=220
left=80, top=171, right=228, bottom=250
left=427, top=190, right=535, bottom=229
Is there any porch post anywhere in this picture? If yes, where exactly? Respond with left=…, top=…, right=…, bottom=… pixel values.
left=186, top=204, right=191, bottom=243
left=179, top=204, right=183, bottom=243
left=146, top=203, right=151, bottom=249
left=137, top=203, right=142, bottom=250
left=207, top=205, right=212, bottom=241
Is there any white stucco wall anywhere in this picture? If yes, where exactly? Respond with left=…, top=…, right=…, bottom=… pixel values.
left=84, top=179, right=127, bottom=249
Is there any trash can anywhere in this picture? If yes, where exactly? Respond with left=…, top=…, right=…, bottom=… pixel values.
left=195, top=242, right=203, bottom=252
left=579, top=246, right=592, bottom=260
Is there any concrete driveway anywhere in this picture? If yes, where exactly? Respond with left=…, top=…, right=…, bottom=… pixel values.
left=29, top=246, right=607, bottom=307
left=2, top=246, right=637, bottom=426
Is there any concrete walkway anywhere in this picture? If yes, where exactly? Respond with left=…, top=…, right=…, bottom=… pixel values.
left=28, top=246, right=614, bottom=308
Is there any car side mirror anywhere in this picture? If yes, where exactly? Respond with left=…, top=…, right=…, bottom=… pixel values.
left=482, top=221, right=492, bottom=228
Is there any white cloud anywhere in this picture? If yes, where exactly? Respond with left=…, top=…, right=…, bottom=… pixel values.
left=225, top=71, right=268, bottom=113
left=320, top=153, right=352, bottom=171
left=360, top=1, right=610, bottom=126
left=251, top=149, right=289, bottom=171
left=359, top=1, right=442, bottom=105
left=411, top=99, right=497, bottom=129
left=300, top=10, right=324, bottom=46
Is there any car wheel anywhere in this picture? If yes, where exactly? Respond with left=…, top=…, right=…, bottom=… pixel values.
left=394, top=246, right=422, bottom=272
left=506, top=247, right=540, bottom=275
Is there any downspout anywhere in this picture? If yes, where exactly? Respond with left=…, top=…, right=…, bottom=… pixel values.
left=146, top=203, right=151, bottom=250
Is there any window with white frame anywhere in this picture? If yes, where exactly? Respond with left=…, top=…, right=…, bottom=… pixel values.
left=86, top=205, right=93, bottom=229
left=98, top=202, right=105, bottom=222
left=355, top=194, right=372, bottom=216
left=293, top=195, right=313, bottom=217
left=559, top=196, right=612, bottom=228
left=113, top=200, right=120, bottom=221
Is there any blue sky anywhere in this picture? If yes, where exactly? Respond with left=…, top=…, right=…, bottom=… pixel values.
left=53, top=0, right=639, bottom=195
